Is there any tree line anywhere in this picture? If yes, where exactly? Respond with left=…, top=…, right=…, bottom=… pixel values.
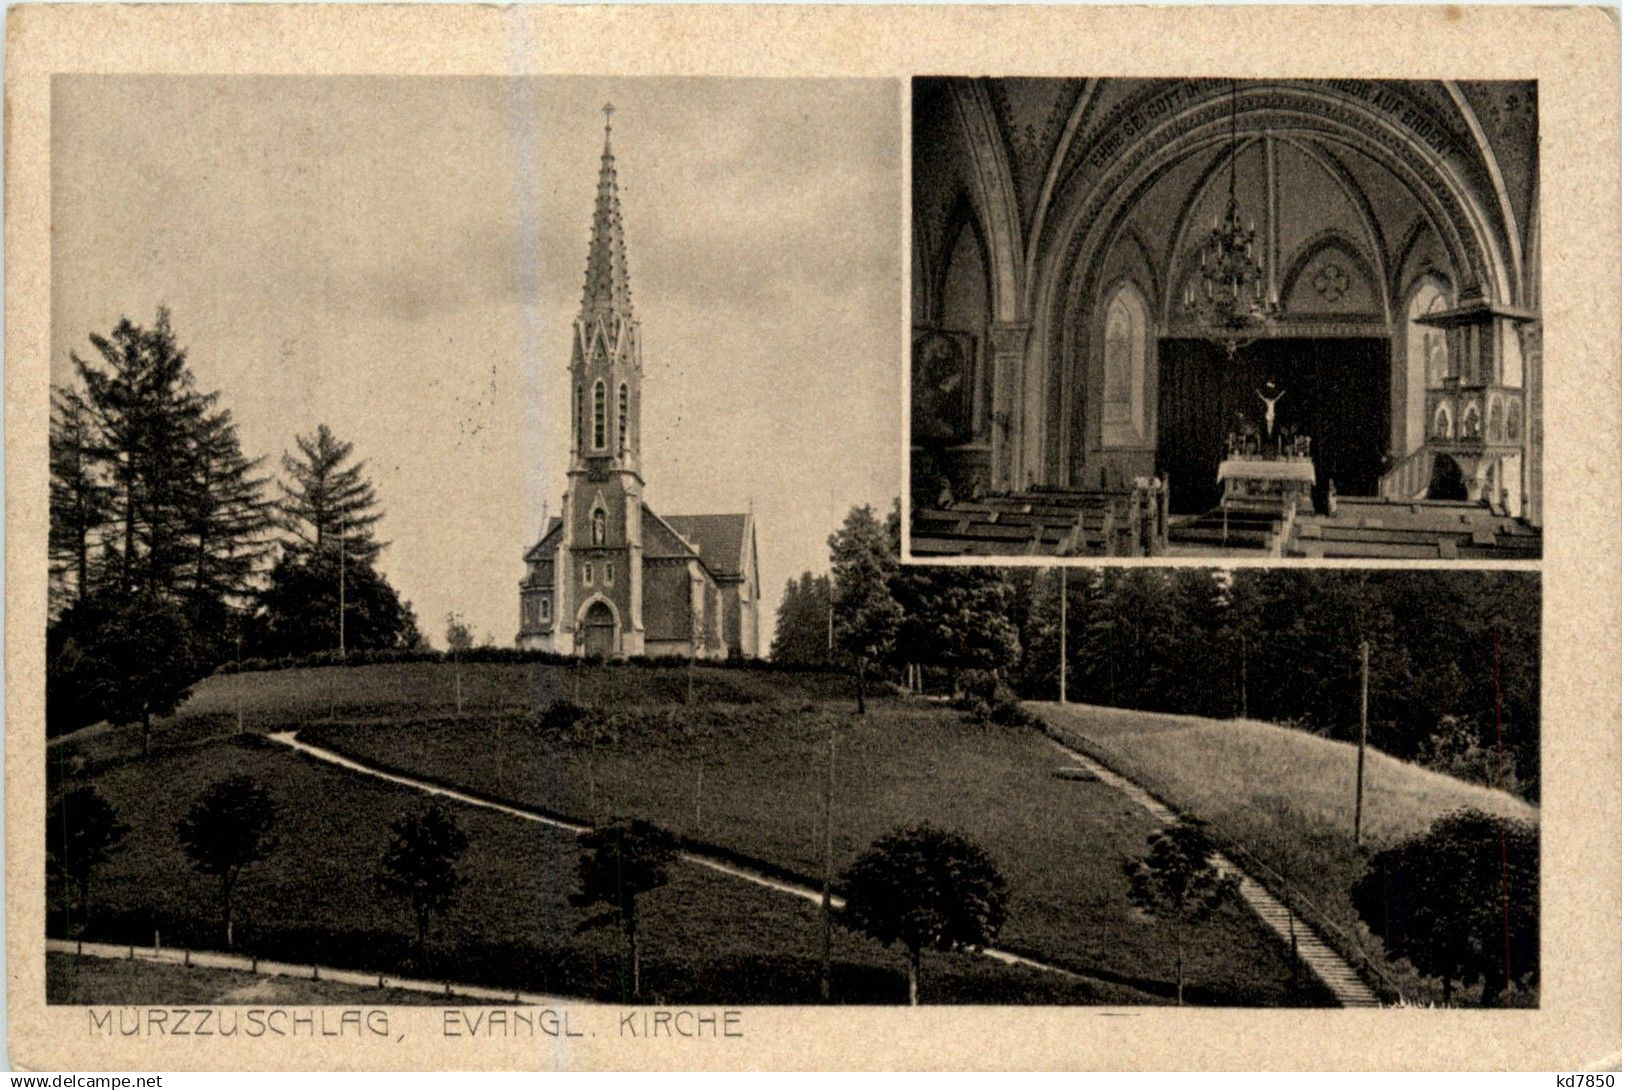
left=775, top=503, right=1538, bottom=801
left=48, top=310, right=423, bottom=740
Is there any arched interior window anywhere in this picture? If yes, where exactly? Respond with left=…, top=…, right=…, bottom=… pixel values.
left=591, top=508, right=606, bottom=546
left=617, top=383, right=630, bottom=451
left=1405, top=281, right=1448, bottom=453
left=1101, top=284, right=1148, bottom=447
left=593, top=380, right=607, bottom=449
left=939, top=214, right=992, bottom=438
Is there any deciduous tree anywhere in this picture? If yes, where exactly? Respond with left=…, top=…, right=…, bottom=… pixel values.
left=375, top=802, right=469, bottom=969
left=838, top=824, right=1007, bottom=1005
left=176, top=774, right=279, bottom=947
left=1352, top=808, right=1539, bottom=1006
left=46, top=786, right=128, bottom=933
left=570, top=819, right=678, bottom=998
left=829, top=505, right=902, bottom=714
left=1122, top=815, right=1240, bottom=1005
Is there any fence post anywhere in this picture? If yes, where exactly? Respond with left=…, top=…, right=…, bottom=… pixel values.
left=184, top=948, right=192, bottom=968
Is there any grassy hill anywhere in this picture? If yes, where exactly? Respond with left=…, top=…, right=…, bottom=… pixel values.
left=1029, top=701, right=1539, bottom=1004
left=51, top=660, right=1327, bottom=1006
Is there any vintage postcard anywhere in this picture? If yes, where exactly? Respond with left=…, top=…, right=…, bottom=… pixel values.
left=6, top=3, right=1619, bottom=1073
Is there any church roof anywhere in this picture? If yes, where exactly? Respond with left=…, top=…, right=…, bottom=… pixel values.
left=581, top=106, right=633, bottom=319
left=524, top=517, right=563, bottom=562
left=662, top=513, right=752, bottom=580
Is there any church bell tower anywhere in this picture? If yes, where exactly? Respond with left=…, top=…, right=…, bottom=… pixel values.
left=558, top=104, right=645, bottom=656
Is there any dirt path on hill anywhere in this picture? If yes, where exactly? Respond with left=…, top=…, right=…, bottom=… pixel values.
left=265, top=730, right=1127, bottom=995
left=1030, top=709, right=1382, bottom=1008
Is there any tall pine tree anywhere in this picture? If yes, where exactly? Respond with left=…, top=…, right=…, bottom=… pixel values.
left=276, top=424, right=385, bottom=566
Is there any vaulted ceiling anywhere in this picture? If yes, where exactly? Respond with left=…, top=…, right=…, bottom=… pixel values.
left=913, top=78, right=1540, bottom=333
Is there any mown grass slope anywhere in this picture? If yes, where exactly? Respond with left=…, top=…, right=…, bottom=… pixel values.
left=271, top=666, right=1323, bottom=1006
left=54, top=732, right=1124, bottom=1005
left=1029, top=701, right=1539, bottom=1003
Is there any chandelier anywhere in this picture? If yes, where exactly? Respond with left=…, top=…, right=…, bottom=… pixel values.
left=1183, top=80, right=1279, bottom=355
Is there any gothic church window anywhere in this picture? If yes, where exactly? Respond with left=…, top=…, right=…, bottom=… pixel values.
left=605, top=562, right=615, bottom=586
left=584, top=563, right=594, bottom=586
left=575, top=384, right=584, bottom=450
left=618, top=383, right=629, bottom=451
left=593, top=380, right=607, bottom=449
left=539, top=596, right=551, bottom=623
left=1101, top=284, right=1147, bottom=447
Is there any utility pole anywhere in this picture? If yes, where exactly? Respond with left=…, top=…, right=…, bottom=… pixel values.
left=1492, top=629, right=1513, bottom=1006
left=1354, top=639, right=1369, bottom=845
left=827, top=489, right=836, bottom=660
left=1058, top=567, right=1068, bottom=703
left=819, top=723, right=836, bottom=1002
left=337, top=514, right=347, bottom=659
left=1240, top=633, right=1249, bottom=719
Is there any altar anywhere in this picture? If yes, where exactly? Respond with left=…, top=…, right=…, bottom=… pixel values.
left=1216, top=455, right=1316, bottom=513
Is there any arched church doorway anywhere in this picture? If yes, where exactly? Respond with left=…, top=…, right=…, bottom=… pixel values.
left=581, top=601, right=616, bottom=657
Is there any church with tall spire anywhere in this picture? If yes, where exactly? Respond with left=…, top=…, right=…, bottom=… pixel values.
left=518, top=106, right=761, bottom=658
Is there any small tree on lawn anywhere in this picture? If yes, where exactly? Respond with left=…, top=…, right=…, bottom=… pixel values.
left=46, top=786, right=128, bottom=934
left=176, top=774, right=279, bottom=947
left=829, top=504, right=903, bottom=714
left=52, top=589, right=206, bottom=753
left=570, top=818, right=678, bottom=999
left=1122, top=815, right=1239, bottom=1005
left=838, top=824, right=1008, bottom=1004
left=1352, top=808, right=1539, bottom=1006
left=375, top=801, right=469, bottom=970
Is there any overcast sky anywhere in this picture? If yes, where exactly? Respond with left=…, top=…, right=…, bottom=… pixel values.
left=52, top=76, right=902, bottom=649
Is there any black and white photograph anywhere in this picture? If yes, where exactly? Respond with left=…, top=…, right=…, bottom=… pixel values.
left=909, top=78, right=1544, bottom=560
left=42, top=72, right=1542, bottom=1016
left=8, top=3, right=1618, bottom=1077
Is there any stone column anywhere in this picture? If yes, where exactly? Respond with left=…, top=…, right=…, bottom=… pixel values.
left=988, top=322, right=1031, bottom=493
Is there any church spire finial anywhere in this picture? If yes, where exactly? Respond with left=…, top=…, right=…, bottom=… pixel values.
left=581, top=104, right=633, bottom=317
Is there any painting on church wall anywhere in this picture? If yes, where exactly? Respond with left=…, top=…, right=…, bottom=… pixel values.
left=908, top=76, right=1543, bottom=559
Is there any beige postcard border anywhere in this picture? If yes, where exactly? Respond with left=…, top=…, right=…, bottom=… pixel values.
left=6, top=4, right=1620, bottom=1071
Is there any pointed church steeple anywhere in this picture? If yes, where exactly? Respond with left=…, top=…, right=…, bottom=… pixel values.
left=581, top=103, right=633, bottom=318
left=568, top=103, right=643, bottom=471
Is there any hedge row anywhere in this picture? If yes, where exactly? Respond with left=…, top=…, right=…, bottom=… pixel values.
left=213, top=645, right=862, bottom=678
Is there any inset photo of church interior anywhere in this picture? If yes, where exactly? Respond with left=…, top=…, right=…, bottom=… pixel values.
left=909, top=78, right=1542, bottom=560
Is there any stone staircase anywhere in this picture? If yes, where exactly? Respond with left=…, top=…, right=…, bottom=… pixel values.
left=1040, top=732, right=1384, bottom=1008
